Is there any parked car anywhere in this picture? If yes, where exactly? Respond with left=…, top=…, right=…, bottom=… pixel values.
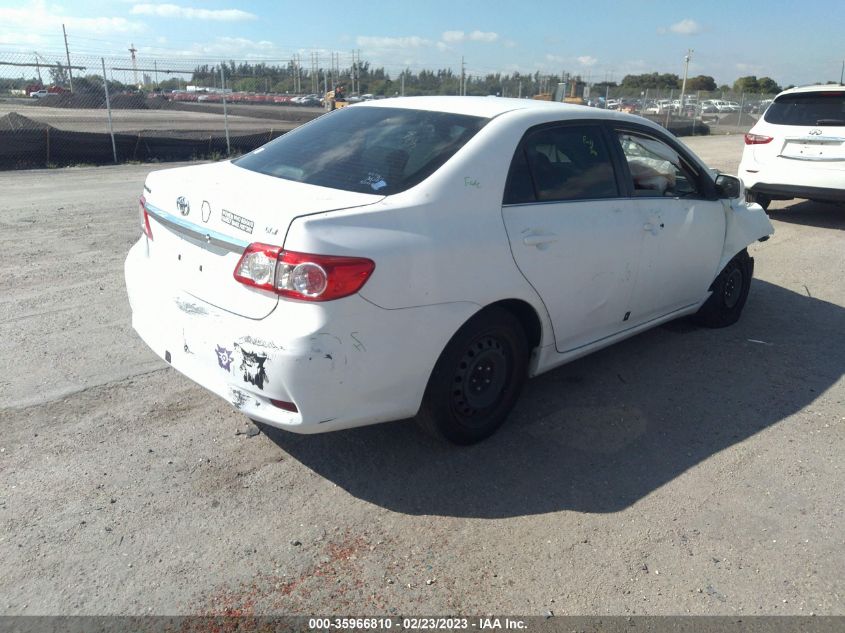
left=740, top=85, right=845, bottom=209
left=30, top=89, right=49, bottom=98
left=698, top=101, right=719, bottom=114
left=126, top=97, right=773, bottom=444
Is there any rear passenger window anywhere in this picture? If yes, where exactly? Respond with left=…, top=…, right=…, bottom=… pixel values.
left=503, top=125, right=619, bottom=204
left=615, top=131, right=701, bottom=198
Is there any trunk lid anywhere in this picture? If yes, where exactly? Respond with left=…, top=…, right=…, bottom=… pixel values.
left=142, top=161, right=383, bottom=319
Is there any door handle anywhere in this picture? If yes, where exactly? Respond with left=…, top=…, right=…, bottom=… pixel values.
left=523, top=233, right=558, bottom=246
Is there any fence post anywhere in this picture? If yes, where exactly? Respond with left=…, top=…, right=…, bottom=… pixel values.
left=738, top=91, right=745, bottom=129
left=101, top=58, right=118, bottom=164
left=45, top=127, right=50, bottom=167
left=665, top=88, right=673, bottom=127
left=220, top=66, right=231, bottom=156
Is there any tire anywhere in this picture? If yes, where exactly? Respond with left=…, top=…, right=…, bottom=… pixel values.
left=747, top=191, right=771, bottom=211
left=416, top=307, right=529, bottom=445
left=693, top=250, right=754, bottom=328
left=756, top=195, right=771, bottom=211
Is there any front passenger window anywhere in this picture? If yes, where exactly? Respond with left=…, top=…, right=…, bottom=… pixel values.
left=616, top=132, right=701, bottom=198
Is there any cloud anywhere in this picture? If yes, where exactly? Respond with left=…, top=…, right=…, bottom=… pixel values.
left=440, top=30, right=499, bottom=43
left=356, top=35, right=432, bottom=49
left=577, top=55, right=598, bottom=67
left=0, top=0, right=144, bottom=34
left=667, top=18, right=701, bottom=35
left=130, top=3, right=257, bottom=21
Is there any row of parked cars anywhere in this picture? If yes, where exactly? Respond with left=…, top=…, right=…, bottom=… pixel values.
left=601, top=97, right=772, bottom=117
left=166, top=91, right=379, bottom=107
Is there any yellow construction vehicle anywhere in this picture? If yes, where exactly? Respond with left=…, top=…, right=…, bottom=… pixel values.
left=325, top=84, right=349, bottom=111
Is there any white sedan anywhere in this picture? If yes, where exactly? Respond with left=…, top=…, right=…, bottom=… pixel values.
left=125, top=97, right=773, bottom=444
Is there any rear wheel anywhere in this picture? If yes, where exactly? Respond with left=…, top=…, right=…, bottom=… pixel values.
left=693, top=250, right=754, bottom=328
left=416, top=307, right=529, bottom=445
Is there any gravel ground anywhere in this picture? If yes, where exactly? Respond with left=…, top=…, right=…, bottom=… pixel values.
left=0, top=135, right=843, bottom=616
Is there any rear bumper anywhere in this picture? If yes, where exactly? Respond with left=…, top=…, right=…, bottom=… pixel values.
left=124, top=239, right=478, bottom=434
left=739, top=152, right=845, bottom=201
left=746, top=183, right=845, bottom=203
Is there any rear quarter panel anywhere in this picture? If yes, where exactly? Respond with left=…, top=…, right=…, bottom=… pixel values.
left=282, top=112, right=555, bottom=343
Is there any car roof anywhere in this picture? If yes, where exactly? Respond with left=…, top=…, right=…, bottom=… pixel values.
left=777, top=84, right=845, bottom=97
left=351, top=95, right=622, bottom=120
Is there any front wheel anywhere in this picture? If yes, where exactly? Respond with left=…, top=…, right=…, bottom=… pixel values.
left=416, top=307, right=529, bottom=445
left=747, top=191, right=771, bottom=211
left=693, top=250, right=754, bottom=328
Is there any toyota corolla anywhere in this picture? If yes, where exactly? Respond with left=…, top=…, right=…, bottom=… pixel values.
left=125, top=97, right=773, bottom=444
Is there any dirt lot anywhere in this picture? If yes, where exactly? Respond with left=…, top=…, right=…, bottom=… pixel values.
left=0, top=135, right=843, bottom=616
left=0, top=101, right=320, bottom=134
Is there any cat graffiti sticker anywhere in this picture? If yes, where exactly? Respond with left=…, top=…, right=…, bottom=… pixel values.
left=241, top=350, right=269, bottom=389
left=215, top=345, right=234, bottom=371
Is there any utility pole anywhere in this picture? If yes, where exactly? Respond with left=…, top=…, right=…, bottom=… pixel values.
left=679, top=48, right=693, bottom=114
left=460, top=56, right=466, bottom=96
left=33, top=53, right=42, bottom=84
left=62, top=24, right=74, bottom=92
left=351, top=50, right=356, bottom=95
left=401, top=72, right=405, bottom=97
left=128, top=43, right=138, bottom=87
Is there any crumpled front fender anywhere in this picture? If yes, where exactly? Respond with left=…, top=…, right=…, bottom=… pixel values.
left=718, top=199, right=774, bottom=270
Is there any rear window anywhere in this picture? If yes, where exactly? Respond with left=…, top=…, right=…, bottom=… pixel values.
left=763, top=92, right=845, bottom=126
left=234, top=106, right=487, bottom=195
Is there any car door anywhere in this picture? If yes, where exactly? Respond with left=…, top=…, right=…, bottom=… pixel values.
left=611, top=127, right=726, bottom=324
left=501, top=122, right=646, bottom=353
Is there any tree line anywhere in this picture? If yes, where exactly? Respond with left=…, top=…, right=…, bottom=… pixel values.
left=1, top=59, right=793, bottom=97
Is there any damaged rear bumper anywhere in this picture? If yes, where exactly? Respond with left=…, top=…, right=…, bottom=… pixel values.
left=124, top=240, right=478, bottom=434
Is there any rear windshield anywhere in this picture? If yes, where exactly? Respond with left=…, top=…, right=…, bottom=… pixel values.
left=763, top=92, right=845, bottom=126
left=234, top=106, right=487, bottom=195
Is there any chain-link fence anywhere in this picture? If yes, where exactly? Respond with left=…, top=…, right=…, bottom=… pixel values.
left=0, top=52, right=326, bottom=169
left=0, top=50, right=779, bottom=170
left=591, top=85, right=778, bottom=135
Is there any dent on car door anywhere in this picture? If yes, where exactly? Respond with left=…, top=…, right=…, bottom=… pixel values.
left=612, top=128, right=726, bottom=323
left=501, top=123, right=646, bottom=353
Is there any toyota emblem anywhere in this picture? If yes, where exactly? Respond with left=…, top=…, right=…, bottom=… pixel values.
left=808, top=128, right=822, bottom=135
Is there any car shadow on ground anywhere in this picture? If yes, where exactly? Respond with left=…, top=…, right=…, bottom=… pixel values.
left=768, top=200, right=845, bottom=230
left=260, top=279, right=844, bottom=518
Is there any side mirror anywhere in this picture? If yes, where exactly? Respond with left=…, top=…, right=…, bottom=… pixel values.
left=715, top=174, right=742, bottom=199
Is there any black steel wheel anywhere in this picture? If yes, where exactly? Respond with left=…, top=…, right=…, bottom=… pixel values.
left=693, top=250, right=754, bottom=328
left=417, top=307, right=529, bottom=445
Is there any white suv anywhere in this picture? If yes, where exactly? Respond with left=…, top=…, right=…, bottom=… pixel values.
left=740, top=85, right=845, bottom=209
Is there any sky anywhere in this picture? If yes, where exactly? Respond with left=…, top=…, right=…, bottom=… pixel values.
left=0, top=0, right=843, bottom=87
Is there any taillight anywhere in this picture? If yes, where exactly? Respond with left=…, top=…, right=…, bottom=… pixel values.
left=139, top=196, right=153, bottom=240
left=233, top=243, right=375, bottom=302
left=744, top=133, right=773, bottom=145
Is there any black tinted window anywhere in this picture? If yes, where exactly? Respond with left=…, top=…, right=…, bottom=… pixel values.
left=764, top=92, right=845, bottom=126
left=503, top=146, right=535, bottom=204
left=234, top=106, right=487, bottom=195
left=517, top=126, right=618, bottom=202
